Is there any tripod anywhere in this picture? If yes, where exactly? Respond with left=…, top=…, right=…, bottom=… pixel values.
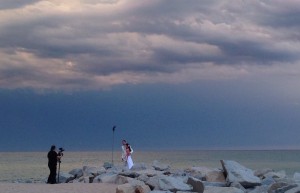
left=57, top=160, right=61, bottom=183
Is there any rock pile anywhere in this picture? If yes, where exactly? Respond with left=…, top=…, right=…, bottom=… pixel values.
left=56, top=160, right=300, bottom=193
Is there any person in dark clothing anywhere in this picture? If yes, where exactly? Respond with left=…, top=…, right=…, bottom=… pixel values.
left=47, top=145, right=59, bottom=184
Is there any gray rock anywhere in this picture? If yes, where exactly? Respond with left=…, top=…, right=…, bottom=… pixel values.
left=204, top=187, right=245, bottom=193
left=138, top=174, right=150, bottom=182
left=158, top=175, right=192, bottom=192
left=221, top=160, right=261, bottom=188
left=202, top=181, right=227, bottom=187
left=137, top=169, right=164, bottom=177
left=294, top=172, right=300, bottom=182
left=119, top=171, right=140, bottom=178
left=152, top=160, right=170, bottom=171
left=69, top=168, right=83, bottom=178
left=261, top=177, right=276, bottom=186
left=246, top=185, right=268, bottom=193
left=116, top=183, right=151, bottom=193
left=184, top=167, right=210, bottom=180
left=267, top=182, right=298, bottom=193
left=186, top=177, right=204, bottom=193
left=146, top=175, right=192, bottom=192
left=97, top=173, right=119, bottom=183
left=82, top=166, right=106, bottom=177
left=229, top=182, right=246, bottom=192
left=264, top=170, right=286, bottom=179
left=57, top=172, right=74, bottom=183
left=205, top=170, right=226, bottom=182
left=149, top=191, right=172, bottom=193
left=103, top=162, right=113, bottom=169
left=254, top=168, right=274, bottom=178
left=131, top=163, right=148, bottom=171
left=285, top=186, right=300, bottom=193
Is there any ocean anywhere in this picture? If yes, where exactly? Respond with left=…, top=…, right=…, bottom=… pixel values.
left=0, top=150, right=300, bottom=183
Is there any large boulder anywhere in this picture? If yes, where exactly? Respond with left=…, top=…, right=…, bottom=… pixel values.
left=221, top=160, right=261, bottom=188
left=186, top=177, right=204, bottom=193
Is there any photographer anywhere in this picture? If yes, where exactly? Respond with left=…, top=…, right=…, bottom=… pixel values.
left=47, top=145, right=61, bottom=184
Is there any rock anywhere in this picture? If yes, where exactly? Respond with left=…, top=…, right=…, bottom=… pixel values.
left=294, top=172, right=300, bottom=182
left=267, top=182, right=298, bottom=193
left=131, top=163, right=148, bottom=171
left=103, top=162, right=113, bottom=169
left=229, top=182, right=246, bottom=192
left=83, top=176, right=90, bottom=183
left=254, top=168, right=274, bottom=178
left=246, top=185, right=268, bottom=193
left=285, top=186, right=300, bottom=193
left=158, top=176, right=192, bottom=192
left=202, top=181, right=227, bottom=187
left=82, top=166, right=106, bottom=177
left=184, top=167, right=210, bottom=180
left=152, top=160, right=170, bottom=171
left=205, top=170, right=226, bottom=182
left=57, top=172, right=74, bottom=183
left=221, top=160, right=261, bottom=188
left=69, top=168, right=83, bottom=178
left=119, top=171, right=140, bottom=178
left=93, top=174, right=129, bottom=184
left=97, top=173, right=119, bottom=183
left=204, top=187, right=245, bottom=193
left=186, top=177, right=204, bottom=193
left=149, top=191, right=172, bottom=193
left=264, top=170, right=286, bottom=179
left=261, top=176, right=276, bottom=186
left=137, top=169, right=164, bottom=177
left=146, top=175, right=192, bottom=192
left=138, top=174, right=150, bottom=183
left=116, top=181, right=151, bottom=193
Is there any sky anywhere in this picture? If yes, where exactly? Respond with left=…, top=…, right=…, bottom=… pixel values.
left=1, top=0, right=300, bottom=151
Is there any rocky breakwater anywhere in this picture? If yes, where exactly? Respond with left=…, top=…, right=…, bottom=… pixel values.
left=56, top=160, right=300, bottom=193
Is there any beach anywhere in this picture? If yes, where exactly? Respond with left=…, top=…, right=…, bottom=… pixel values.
left=0, top=183, right=117, bottom=193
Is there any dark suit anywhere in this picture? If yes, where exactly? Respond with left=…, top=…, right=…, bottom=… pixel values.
left=47, top=150, right=58, bottom=184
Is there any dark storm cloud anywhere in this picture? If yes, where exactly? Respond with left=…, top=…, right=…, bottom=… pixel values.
left=0, top=0, right=300, bottom=90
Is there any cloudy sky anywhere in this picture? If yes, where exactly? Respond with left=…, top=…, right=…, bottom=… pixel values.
left=1, top=0, right=300, bottom=151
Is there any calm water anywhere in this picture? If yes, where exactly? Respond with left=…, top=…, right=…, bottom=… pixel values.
left=0, top=150, right=300, bottom=183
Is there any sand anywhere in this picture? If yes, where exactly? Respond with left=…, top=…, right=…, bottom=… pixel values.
left=0, top=183, right=118, bottom=193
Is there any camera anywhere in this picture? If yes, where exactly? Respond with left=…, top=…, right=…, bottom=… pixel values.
left=58, top=147, right=64, bottom=156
